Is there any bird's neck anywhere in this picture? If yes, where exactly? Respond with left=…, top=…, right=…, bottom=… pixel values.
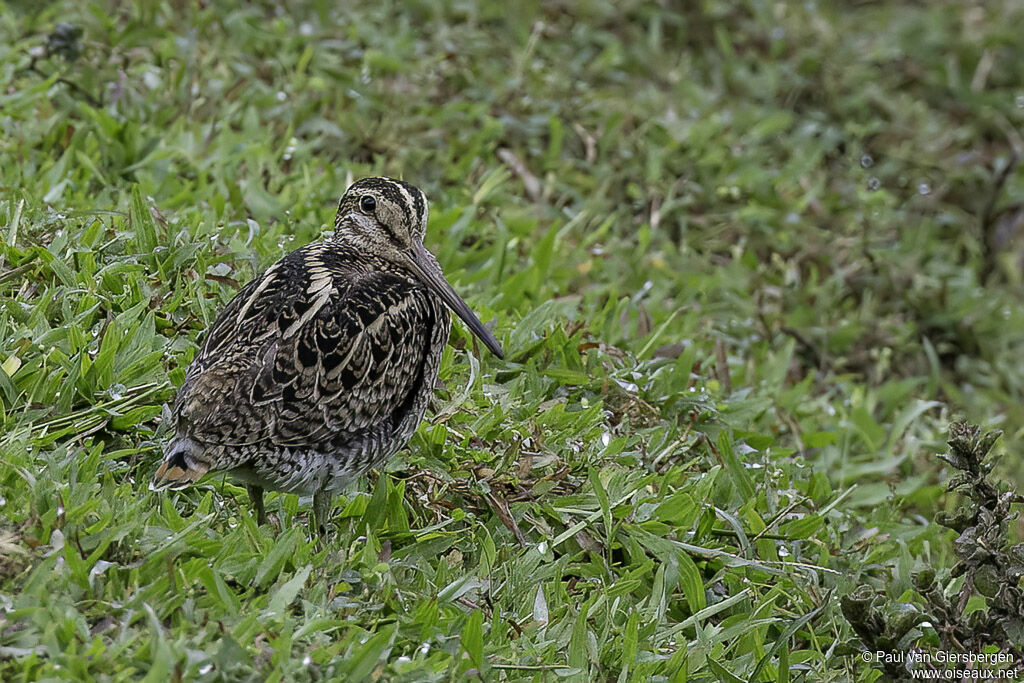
left=317, top=234, right=417, bottom=281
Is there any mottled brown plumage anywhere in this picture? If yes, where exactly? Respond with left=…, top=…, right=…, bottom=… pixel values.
left=154, top=177, right=503, bottom=531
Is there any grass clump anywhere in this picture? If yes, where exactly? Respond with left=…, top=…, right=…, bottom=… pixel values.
left=842, top=422, right=1024, bottom=679
left=931, top=423, right=1024, bottom=655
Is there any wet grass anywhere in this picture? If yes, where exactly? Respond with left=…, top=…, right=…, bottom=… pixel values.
left=1, top=1, right=1024, bottom=680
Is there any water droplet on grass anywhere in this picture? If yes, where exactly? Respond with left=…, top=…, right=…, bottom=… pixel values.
left=1017, top=94, right=1024, bottom=108
left=860, top=154, right=873, bottom=168
left=918, top=183, right=931, bottom=195
left=108, top=383, right=126, bottom=400
left=867, top=177, right=881, bottom=191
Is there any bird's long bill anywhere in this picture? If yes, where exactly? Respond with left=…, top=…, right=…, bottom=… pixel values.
left=409, top=245, right=504, bottom=359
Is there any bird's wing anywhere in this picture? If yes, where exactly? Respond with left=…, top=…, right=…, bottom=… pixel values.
left=173, top=248, right=442, bottom=451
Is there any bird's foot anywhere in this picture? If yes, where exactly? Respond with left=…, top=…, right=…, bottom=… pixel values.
left=311, top=489, right=333, bottom=539
left=246, top=484, right=266, bottom=526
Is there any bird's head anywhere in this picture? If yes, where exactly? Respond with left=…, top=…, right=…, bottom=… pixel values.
left=333, top=176, right=504, bottom=359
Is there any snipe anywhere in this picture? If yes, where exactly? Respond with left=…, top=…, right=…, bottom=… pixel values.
left=153, top=177, right=503, bottom=531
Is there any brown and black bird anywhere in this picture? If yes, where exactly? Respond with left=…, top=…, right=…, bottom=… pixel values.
left=153, top=177, right=503, bottom=531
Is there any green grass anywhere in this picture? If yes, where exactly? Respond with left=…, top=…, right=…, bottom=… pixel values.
left=2, top=1, right=1024, bottom=680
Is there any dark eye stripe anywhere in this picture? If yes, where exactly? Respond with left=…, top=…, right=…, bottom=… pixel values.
left=378, top=221, right=402, bottom=246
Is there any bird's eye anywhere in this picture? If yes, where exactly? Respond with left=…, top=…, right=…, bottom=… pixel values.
left=359, top=196, right=377, bottom=213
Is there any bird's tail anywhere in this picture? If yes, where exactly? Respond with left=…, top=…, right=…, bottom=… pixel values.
left=152, top=437, right=211, bottom=491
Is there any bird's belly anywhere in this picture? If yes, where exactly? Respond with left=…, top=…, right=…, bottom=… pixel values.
left=226, top=424, right=413, bottom=496
left=227, top=449, right=338, bottom=495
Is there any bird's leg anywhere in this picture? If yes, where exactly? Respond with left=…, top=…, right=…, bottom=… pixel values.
left=312, top=489, right=332, bottom=537
left=247, top=484, right=266, bottom=526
